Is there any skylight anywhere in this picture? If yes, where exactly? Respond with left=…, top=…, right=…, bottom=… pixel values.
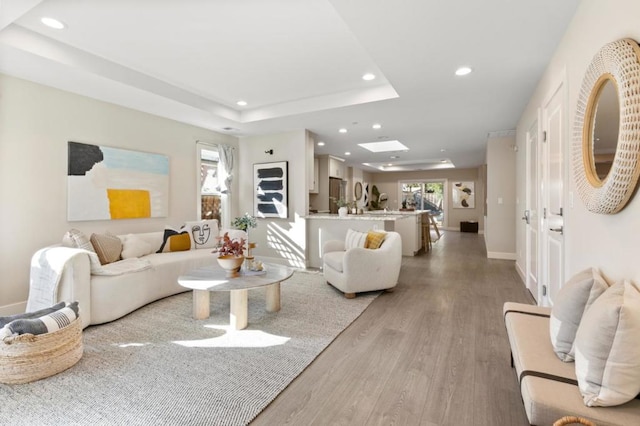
left=358, top=140, right=409, bottom=153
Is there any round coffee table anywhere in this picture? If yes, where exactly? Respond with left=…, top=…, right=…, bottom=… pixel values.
left=178, top=263, right=293, bottom=330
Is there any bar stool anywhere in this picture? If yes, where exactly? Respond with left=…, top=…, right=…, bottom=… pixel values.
left=421, top=214, right=431, bottom=252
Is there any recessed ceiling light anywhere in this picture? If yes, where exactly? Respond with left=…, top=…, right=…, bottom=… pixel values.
left=362, top=73, right=376, bottom=81
left=317, top=141, right=325, bottom=146
left=440, top=148, right=446, bottom=152
left=372, top=123, right=382, bottom=130
left=358, top=140, right=409, bottom=153
left=236, top=100, right=247, bottom=106
left=387, top=163, right=393, bottom=167
left=390, top=155, right=399, bottom=159
left=41, top=17, right=65, bottom=29
left=339, top=128, right=348, bottom=133
left=345, top=152, right=351, bottom=156
left=440, top=159, right=448, bottom=163
left=455, top=66, right=473, bottom=76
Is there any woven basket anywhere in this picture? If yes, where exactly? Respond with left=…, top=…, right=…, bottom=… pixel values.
left=553, top=416, right=596, bottom=426
left=0, top=317, right=83, bottom=384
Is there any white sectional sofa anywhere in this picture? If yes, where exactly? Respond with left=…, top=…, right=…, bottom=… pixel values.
left=28, top=227, right=246, bottom=329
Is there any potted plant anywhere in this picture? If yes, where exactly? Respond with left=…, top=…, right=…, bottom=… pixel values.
left=214, top=232, right=246, bottom=277
left=330, top=197, right=349, bottom=217
left=232, top=213, right=257, bottom=248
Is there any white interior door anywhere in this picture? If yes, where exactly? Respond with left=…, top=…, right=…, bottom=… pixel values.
left=524, top=121, right=540, bottom=302
left=541, top=82, right=565, bottom=306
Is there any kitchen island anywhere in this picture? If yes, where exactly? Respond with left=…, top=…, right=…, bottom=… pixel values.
left=305, top=211, right=423, bottom=268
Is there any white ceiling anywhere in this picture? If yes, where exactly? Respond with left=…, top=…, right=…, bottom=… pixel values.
left=0, top=0, right=580, bottom=172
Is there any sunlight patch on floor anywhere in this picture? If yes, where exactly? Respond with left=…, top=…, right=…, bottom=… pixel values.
left=173, top=324, right=290, bottom=348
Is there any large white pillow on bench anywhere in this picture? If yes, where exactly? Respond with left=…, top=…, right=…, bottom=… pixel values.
left=549, top=267, right=608, bottom=361
left=574, top=280, right=640, bottom=407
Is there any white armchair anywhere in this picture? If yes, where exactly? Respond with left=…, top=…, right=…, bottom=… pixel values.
left=322, top=231, right=402, bottom=298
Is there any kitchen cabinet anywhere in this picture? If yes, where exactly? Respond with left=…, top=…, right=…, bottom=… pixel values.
left=329, top=156, right=345, bottom=178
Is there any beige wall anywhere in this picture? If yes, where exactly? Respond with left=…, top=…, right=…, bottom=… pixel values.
left=515, top=0, right=640, bottom=284
left=485, top=135, right=516, bottom=258
left=0, top=74, right=238, bottom=313
left=370, top=167, right=484, bottom=230
left=238, top=130, right=308, bottom=268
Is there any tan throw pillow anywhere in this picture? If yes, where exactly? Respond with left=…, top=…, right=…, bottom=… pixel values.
left=366, top=231, right=386, bottom=249
left=157, top=227, right=191, bottom=253
left=574, top=280, right=640, bottom=407
left=90, top=232, right=123, bottom=265
left=549, top=268, right=609, bottom=362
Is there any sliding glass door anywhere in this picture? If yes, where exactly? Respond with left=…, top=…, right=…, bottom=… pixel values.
left=400, top=180, right=446, bottom=227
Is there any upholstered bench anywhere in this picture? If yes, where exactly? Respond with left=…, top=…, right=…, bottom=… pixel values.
left=504, top=302, right=640, bottom=425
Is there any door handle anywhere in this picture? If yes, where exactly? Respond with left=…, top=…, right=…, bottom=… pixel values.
left=521, top=210, right=530, bottom=224
left=549, top=226, right=563, bottom=235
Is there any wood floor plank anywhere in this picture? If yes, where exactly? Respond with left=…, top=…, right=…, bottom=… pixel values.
left=251, top=232, right=531, bottom=426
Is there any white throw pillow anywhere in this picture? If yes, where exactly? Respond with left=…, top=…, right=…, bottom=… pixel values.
left=549, top=268, right=609, bottom=361
left=183, top=219, right=220, bottom=249
left=574, top=280, right=640, bottom=407
left=121, top=234, right=154, bottom=259
left=345, top=228, right=367, bottom=250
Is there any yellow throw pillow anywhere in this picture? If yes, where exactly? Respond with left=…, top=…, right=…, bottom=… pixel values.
left=366, top=231, right=386, bottom=249
left=157, top=227, right=191, bottom=253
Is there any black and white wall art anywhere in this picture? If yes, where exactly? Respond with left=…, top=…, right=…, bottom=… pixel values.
left=254, top=161, right=288, bottom=218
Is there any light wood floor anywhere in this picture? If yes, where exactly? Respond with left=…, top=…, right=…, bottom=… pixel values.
left=252, top=231, right=534, bottom=426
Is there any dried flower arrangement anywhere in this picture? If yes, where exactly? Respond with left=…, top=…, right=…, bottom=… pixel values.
left=213, top=232, right=246, bottom=257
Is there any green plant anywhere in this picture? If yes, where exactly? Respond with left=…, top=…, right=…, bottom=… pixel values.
left=330, top=197, right=348, bottom=208
left=232, top=213, right=257, bottom=231
left=214, top=232, right=246, bottom=257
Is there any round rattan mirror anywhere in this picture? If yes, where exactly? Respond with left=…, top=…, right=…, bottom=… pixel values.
left=354, top=181, right=363, bottom=200
left=573, top=38, right=640, bottom=214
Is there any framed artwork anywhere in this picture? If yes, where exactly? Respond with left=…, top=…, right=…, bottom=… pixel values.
left=452, top=181, right=475, bottom=208
left=67, top=142, right=169, bottom=221
left=254, top=161, right=288, bottom=218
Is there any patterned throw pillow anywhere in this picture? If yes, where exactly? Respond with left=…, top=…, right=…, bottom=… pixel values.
left=90, top=232, right=123, bottom=265
left=183, top=219, right=219, bottom=249
left=345, top=229, right=367, bottom=250
left=1, top=302, right=79, bottom=338
left=157, top=227, right=191, bottom=253
left=366, top=231, right=386, bottom=249
left=62, top=229, right=95, bottom=252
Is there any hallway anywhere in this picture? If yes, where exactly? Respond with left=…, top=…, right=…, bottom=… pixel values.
left=253, top=231, right=533, bottom=425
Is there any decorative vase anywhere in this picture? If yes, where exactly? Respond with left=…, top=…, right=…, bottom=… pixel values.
left=217, top=255, right=244, bottom=277
left=338, top=206, right=348, bottom=217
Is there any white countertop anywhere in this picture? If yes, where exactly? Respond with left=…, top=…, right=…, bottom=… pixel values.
left=305, top=213, right=412, bottom=221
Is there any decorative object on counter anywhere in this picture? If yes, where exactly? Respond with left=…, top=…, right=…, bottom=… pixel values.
left=214, top=232, right=246, bottom=277
left=330, top=197, right=349, bottom=217
left=369, top=185, right=381, bottom=209
left=452, top=181, right=475, bottom=208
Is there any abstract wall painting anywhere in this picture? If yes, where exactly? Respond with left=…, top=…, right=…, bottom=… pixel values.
left=254, top=161, right=288, bottom=218
left=452, top=181, right=475, bottom=208
left=67, top=141, right=169, bottom=221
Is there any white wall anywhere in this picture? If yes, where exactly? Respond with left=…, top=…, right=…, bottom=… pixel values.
left=485, top=135, right=517, bottom=259
left=238, top=130, right=308, bottom=268
left=515, top=0, right=640, bottom=284
left=0, top=74, right=238, bottom=313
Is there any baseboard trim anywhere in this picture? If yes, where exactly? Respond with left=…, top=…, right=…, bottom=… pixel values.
left=487, top=252, right=517, bottom=260
left=0, top=300, right=27, bottom=316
